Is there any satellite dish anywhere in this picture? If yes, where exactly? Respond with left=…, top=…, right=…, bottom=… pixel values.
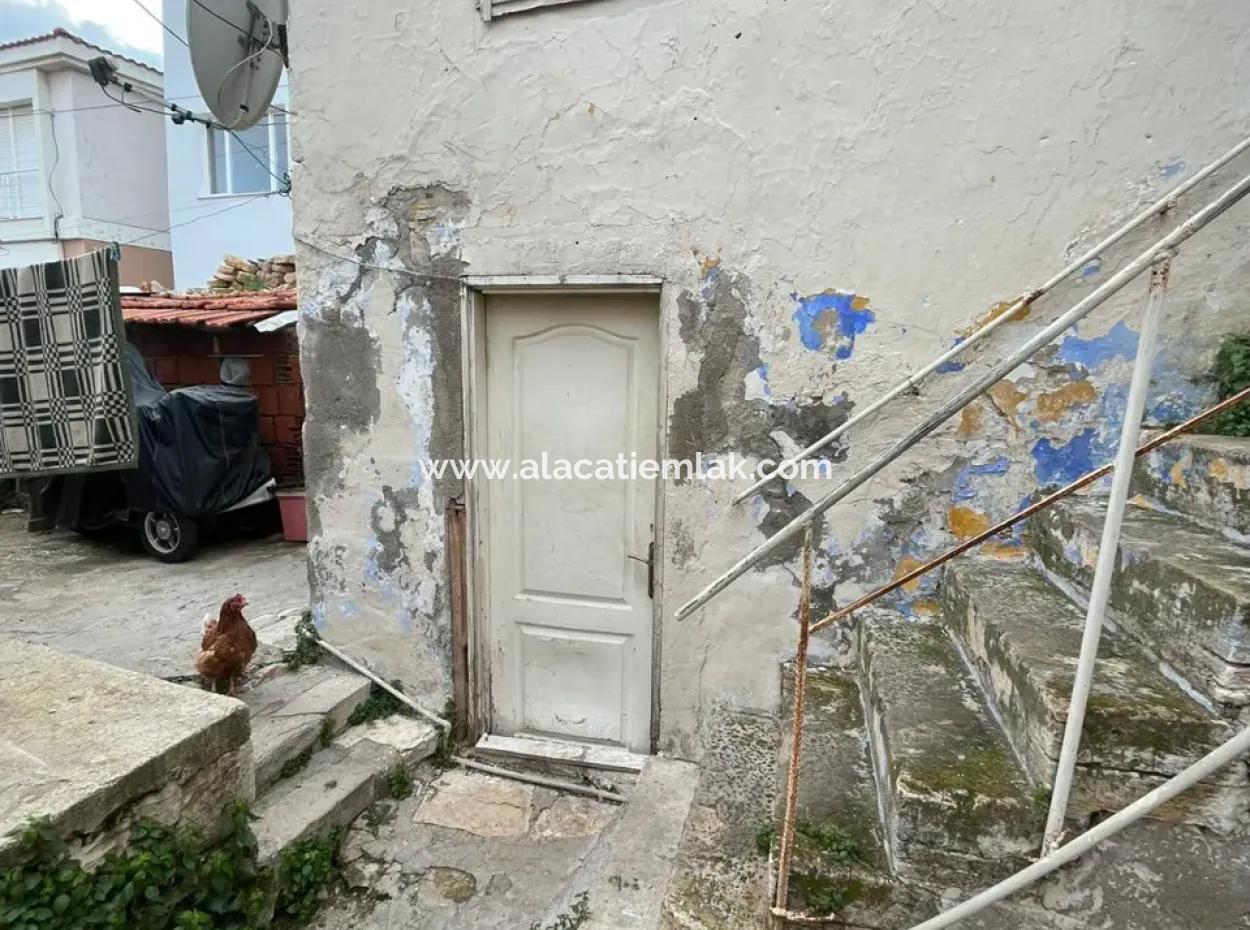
left=187, top=0, right=288, bottom=130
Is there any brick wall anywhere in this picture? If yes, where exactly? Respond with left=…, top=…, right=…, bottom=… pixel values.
left=125, top=324, right=305, bottom=482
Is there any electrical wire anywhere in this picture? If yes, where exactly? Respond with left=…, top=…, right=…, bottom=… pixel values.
left=44, top=111, right=64, bottom=238
left=191, top=0, right=277, bottom=50
left=127, top=0, right=190, bottom=47
left=293, top=235, right=466, bottom=284
left=121, top=193, right=273, bottom=247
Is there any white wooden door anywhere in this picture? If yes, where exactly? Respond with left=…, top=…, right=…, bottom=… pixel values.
left=483, top=293, right=658, bottom=752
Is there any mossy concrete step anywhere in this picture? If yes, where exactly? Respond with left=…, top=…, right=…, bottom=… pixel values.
left=1027, top=496, right=1250, bottom=706
left=775, top=660, right=936, bottom=928
left=1132, top=432, right=1250, bottom=536
left=940, top=560, right=1248, bottom=831
left=251, top=715, right=437, bottom=865
left=858, top=614, right=1040, bottom=888
left=242, top=666, right=372, bottom=790
left=661, top=706, right=777, bottom=930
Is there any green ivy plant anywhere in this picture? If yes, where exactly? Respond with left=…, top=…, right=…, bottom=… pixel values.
left=0, top=802, right=339, bottom=930
left=1203, top=334, right=1250, bottom=437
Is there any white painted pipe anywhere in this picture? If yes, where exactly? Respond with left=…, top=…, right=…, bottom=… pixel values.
left=315, top=636, right=452, bottom=733
left=731, top=133, right=1250, bottom=506
left=674, top=170, right=1250, bottom=621
left=904, top=722, right=1250, bottom=930
left=1041, top=253, right=1171, bottom=851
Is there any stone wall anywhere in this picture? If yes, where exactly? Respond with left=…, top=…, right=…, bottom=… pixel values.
left=288, top=0, right=1250, bottom=760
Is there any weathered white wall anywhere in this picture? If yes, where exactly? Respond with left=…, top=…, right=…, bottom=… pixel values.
left=162, top=0, right=293, bottom=288
left=289, top=0, right=1250, bottom=759
left=0, top=60, right=171, bottom=274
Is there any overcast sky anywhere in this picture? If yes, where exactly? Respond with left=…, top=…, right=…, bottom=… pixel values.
left=0, top=0, right=163, bottom=68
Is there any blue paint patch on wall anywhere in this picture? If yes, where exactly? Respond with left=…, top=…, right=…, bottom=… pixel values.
left=952, top=456, right=1012, bottom=502
left=1056, top=320, right=1139, bottom=371
left=1080, top=258, right=1102, bottom=279
left=755, top=364, right=772, bottom=398
left=792, top=290, right=875, bottom=359
left=1160, top=160, right=1185, bottom=179
left=936, top=336, right=967, bottom=374
left=1031, top=429, right=1097, bottom=484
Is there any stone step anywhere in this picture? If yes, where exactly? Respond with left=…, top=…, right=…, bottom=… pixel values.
left=940, top=560, right=1248, bottom=831
left=1132, top=432, right=1250, bottom=536
left=252, top=714, right=439, bottom=864
left=661, top=706, right=778, bottom=930
left=858, top=613, right=1040, bottom=888
left=1027, top=496, right=1250, bottom=707
left=241, top=666, right=372, bottom=790
left=581, top=757, right=699, bottom=930
left=775, top=659, right=936, bottom=927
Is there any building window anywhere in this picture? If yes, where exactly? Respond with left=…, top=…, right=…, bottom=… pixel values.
left=206, top=112, right=289, bottom=195
left=0, top=105, right=42, bottom=220
left=480, top=0, right=597, bottom=19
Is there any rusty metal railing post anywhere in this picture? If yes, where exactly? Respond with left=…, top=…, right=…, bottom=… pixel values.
left=1042, top=252, right=1173, bottom=852
left=773, top=527, right=814, bottom=919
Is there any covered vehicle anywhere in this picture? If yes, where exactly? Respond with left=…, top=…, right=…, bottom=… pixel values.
left=49, top=346, right=274, bottom=561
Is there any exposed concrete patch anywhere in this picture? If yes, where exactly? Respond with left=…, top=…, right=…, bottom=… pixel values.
left=423, top=866, right=478, bottom=903
left=532, top=795, right=615, bottom=840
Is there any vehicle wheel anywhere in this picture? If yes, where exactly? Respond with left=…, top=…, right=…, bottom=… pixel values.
left=141, top=511, right=199, bottom=563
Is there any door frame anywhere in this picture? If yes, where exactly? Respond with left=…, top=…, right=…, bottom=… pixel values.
left=459, top=274, right=668, bottom=749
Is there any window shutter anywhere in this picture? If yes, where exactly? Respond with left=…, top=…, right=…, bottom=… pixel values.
left=0, top=106, right=42, bottom=220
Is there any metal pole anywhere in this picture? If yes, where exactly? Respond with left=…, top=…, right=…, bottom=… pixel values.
left=732, top=134, right=1250, bottom=505
left=900, top=722, right=1250, bottom=930
left=806, top=384, right=1250, bottom=635
left=773, top=528, right=814, bottom=918
left=1042, top=253, right=1171, bottom=851
left=315, top=637, right=453, bottom=733
left=674, top=171, right=1250, bottom=622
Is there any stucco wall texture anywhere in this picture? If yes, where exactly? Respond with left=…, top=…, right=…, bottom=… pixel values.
left=288, top=0, right=1250, bottom=760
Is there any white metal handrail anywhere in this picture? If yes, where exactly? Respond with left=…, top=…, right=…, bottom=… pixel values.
left=1041, top=252, right=1171, bottom=851
left=733, top=134, right=1250, bottom=505
left=675, top=167, right=1250, bottom=621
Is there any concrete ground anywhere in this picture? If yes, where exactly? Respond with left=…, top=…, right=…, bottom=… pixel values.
left=312, top=765, right=625, bottom=930
left=0, top=511, right=308, bottom=680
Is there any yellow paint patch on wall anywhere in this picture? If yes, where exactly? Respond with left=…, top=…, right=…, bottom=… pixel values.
left=959, top=300, right=1029, bottom=338
left=892, top=555, right=926, bottom=593
left=911, top=598, right=941, bottom=618
left=851, top=295, right=871, bottom=311
left=1035, top=380, right=1098, bottom=422
left=958, top=404, right=983, bottom=438
left=948, top=506, right=991, bottom=539
left=983, top=540, right=1026, bottom=561
left=1209, top=457, right=1231, bottom=481
left=1170, top=458, right=1189, bottom=488
left=989, top=380, right=1027, bottom=429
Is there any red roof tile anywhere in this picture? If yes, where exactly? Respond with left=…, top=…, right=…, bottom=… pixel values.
left=122, top=290, right=297, bottom=328
left=0, top=28, right=161, bottom=75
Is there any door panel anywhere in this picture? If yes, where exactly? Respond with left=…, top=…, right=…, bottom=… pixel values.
left=483, top=293, right=658, bottom=751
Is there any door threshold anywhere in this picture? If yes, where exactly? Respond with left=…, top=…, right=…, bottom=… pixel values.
left=474, top=733, right=648, bottom=773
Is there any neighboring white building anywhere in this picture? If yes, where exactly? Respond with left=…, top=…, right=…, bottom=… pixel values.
left=161, top=0, right=293, bottom=289
left=0, top=28, right=173, bottom=286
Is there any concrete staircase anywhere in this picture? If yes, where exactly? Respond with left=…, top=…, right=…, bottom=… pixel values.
left=768, top=433, right=1250, bottom=928
left=239, top=652, right=439, bottom=864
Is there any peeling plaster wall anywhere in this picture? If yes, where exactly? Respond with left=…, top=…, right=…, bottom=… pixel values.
left=288, top=0, right=1250, bottom=759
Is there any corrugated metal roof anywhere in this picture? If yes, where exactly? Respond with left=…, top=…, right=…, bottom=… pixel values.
left=121, top=291, right=297, bottom=329
left=0, top=28, right=161, bottom=75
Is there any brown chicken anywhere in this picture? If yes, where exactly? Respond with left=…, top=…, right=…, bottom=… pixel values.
left=195, top=594, right=257, bottom=694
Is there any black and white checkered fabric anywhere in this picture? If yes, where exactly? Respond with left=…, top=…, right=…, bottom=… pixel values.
left=0, top=250, right=137, bottom=477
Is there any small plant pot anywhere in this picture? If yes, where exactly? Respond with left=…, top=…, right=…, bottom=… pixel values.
left=276, top=490, right=308, bottom=543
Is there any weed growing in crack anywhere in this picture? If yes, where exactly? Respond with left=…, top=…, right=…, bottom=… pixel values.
left=347, top=681, right=408, bottom=727
left=385, top=764, right=414, bottom=800
left=285, top=611, right=322, bottom=671
left=530, top=891, right=591, bottom=930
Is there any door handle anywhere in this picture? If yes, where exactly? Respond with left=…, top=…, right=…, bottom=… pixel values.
left=627, top=541, right=655, bottom=600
